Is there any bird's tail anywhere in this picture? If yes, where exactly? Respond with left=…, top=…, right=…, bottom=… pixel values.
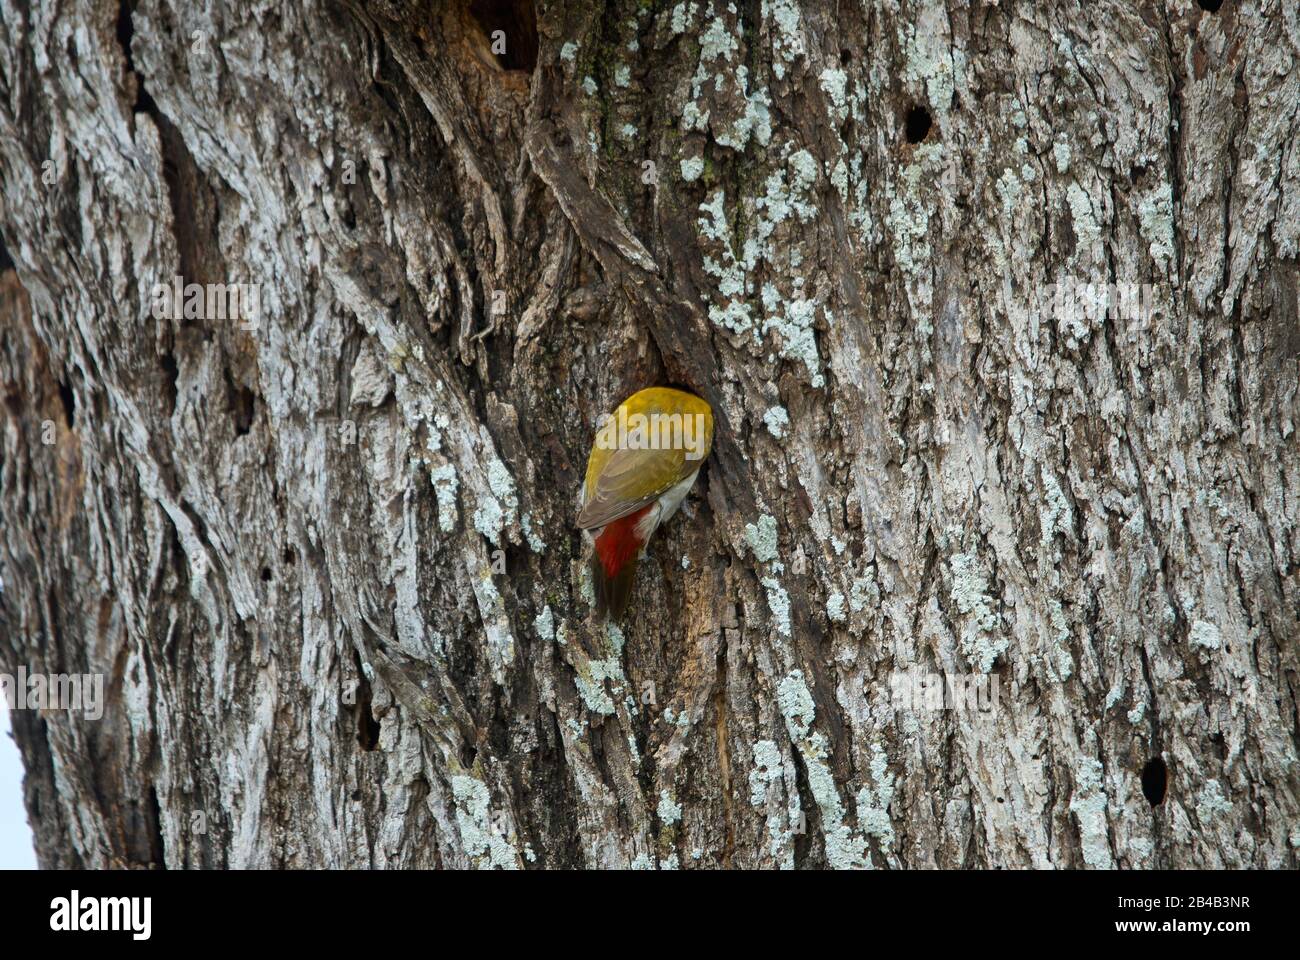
left=589, top=506, right=653, bottom=621
left=591, top=553, right=638, bottom=621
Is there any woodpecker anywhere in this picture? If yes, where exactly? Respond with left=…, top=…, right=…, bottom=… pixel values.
left=578, top=387, right=714, bottom=620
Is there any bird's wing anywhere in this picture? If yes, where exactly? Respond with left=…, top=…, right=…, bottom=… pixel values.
left=576, top=445, right=688, bottom=529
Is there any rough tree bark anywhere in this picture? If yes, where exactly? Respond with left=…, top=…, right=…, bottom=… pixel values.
left=1, top=0, right=1297, bottom=869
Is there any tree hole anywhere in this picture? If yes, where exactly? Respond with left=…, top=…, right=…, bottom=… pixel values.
left=1196, top=0, right=1224, bottom=11
left=468, top=0, right=538, bottom=72
left=57, top=379, right=76, bottom=427
left=1141, top=756, right=1168, bottom=805
left=905, top=105, right=932, bottom=144
left=159, top=350, right=178, bottom=417
left=229, top=383, right=255, bottom=436
left=356, top=690, right=380, bottom=752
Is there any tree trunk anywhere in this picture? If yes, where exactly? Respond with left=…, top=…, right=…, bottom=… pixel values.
left=1, top=0, right=1297, bottom=869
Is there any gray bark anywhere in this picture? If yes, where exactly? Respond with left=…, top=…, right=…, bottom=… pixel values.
left=1, top=0, right=1297, bottom=868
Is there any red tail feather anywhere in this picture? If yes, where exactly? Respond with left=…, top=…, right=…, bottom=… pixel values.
left=591, top=505, right=653, bottom=619
left=594, top=505, right=652, bottom=580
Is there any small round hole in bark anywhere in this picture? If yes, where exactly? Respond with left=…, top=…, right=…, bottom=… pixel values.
left=905, top=105, right=932, bottom=144
left=1141, top=756, right=1168, bottom=805
left=57, top=380, right=76, bottom=427
left=1197, top=0, right=1224, bottom=11
left=357, top=702, right=380, bottom=751
left=260, top=566, right=272, bottom=582
left=229, top=383, right=255, bottom=436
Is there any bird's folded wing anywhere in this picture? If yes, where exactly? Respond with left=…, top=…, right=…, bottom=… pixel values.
left=577, top=445, right=688, bottom=529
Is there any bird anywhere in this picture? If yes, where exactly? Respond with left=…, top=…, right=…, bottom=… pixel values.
left=577, top=386, right=714, bottom=620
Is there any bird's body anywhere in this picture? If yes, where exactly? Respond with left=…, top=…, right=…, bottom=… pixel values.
left=578, top=387, right=713, bottom=619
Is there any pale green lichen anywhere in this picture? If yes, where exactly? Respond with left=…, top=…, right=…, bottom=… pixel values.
left=949, top=552, right=1004, bottom=672
left=670, top=1, right=697, bottom=35
left=696, top=158, right=826, bottom=386
left=1103, top=678, right=1124, bottom=711
left=520, top=512, right=545, bottom=553
left=451, top=775, right=519, bottom=870
left=777, top=672, right=816, bottom=739
left=1046, top=600, right=1074, bottom=682
left=697, top=189, right=754, bottom=337
left=855, top=744, right=895, bottom=853
left=699, top=16, right=737, bottom=62
left=762, top=577, right=792, bottom=636
left=1196, top=780, right=1233, bottom=824
left=577, top=654, right=625, bottom=716
left=996, top=168, right=1022, bottom=216
left=848, top=576, right=879, bottom=614
left=680, top=156, right=705, bottom=182
left=1039, top=469, right=1073, bottom=550
left=658, top=790, right=683, bottom=825
left=763, top=0, right=804, bottom=79
left=606, top=621, right=626, bottom=656
left=429, top=464, right=459, bottom=533
left=576, top=675, right=615, bottom=715
left=830, top=159, right=849, bottom=203
left=885, top=143, right=943, bottom=286
left=818, top=67, right=848, bottom=115
left=714, top=67, right=772, bottom=151
left=749, top=739, right=783, bottom=806
left=826, top=592, right=847, bottom=623
left=470, top=570, right=515, bottom=674
left=762, top=295, right=824, bottom=387
left=744, top=514, right=780, bottom=562
left=682, top=99, right=709, bottom=132
left=1066, top=182, right=1102, bottom=258
left=762, top=405, right=789, bottom=438
left=534, top=604, right=555, bottom=642
left=473, top=458, right=519, bottom=547
left=1068, top=758, right=1113, bottom=868
left=777, top=671, right=868, bottom=868
left=1189, top=619, right=1221, bottom=651
left=1138, top=181, right=1175, bottom=269
left=1053, top=141, right=1072, bottom=173
left=902, top=23, right=955, bottom=123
